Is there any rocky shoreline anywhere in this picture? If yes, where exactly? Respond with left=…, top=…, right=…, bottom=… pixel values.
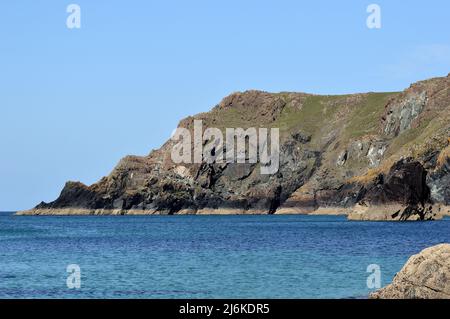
left=17, top=207, right=347, bottom=216
left=17, top=205, right=450, bottom=218
left=16, top=207, right=265, bottom=216
left=347, top=203, right=441, bottom=221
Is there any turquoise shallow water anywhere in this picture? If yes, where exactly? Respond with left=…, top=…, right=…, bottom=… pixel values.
left=0, top=212, right=449, bottom=299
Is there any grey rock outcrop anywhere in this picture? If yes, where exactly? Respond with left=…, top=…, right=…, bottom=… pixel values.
left=382, top=91, right=427, bottom=137
left=428, top=157, right=450, bottom=205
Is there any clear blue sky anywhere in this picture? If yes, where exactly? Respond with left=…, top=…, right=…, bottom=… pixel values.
left=1, top=0, right=450, bottom=211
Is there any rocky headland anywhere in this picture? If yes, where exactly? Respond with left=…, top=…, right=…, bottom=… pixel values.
left=18, top=74, right=450, bottom=220
left=371, top=244, right=450, bottom=299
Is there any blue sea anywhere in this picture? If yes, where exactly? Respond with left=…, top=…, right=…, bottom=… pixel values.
left=0, top=211, right=449, bottom=299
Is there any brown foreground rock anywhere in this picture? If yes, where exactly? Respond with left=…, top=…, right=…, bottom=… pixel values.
left=18, top=74, right=450, bottom=217
left=347, top=158, right=441, bottom=221
left=370, top=244, right=450, bottom=299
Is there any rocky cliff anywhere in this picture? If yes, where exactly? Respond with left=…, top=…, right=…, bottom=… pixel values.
left=371, top=244, right=450, bottom=299
left=18, top=74, right=450, bottom=219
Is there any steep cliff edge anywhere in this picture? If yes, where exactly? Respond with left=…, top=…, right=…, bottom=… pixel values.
left=18, top=74, right=450, bottom=219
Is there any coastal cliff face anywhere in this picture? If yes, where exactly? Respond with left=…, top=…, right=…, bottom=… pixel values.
left=19, top=74, right=450, bottom=219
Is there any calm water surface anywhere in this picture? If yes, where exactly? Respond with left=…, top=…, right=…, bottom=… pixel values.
left=1, top=212, right=449, bottom=299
